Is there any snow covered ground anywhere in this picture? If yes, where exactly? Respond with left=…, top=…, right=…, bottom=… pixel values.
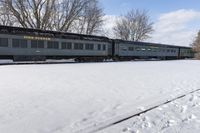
left=98, top=91, right=200, bottom=133
left=0, top=60, right=200, bottom=133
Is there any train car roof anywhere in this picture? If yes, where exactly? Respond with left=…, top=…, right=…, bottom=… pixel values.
left=0, top=25, right=110, bottom=42
left=0, top=25, right=193, bottom=49
left=114, top=39, right=192, bottom=49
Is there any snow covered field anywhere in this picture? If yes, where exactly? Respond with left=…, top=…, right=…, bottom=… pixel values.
left=0, top=60, right=200, bottom=133
left=98, top=90, right=200, bottom=133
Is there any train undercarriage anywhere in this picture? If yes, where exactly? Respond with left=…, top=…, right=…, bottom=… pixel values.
left=0, top=55, right=192, bottom=62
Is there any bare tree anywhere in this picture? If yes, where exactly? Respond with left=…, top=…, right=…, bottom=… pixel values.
left=113, top=17, right=130, bottom=40
left=113, top=9, right=153, bottom=41
left=0, top=4, right=16, bottom=26
left=74, top=0, right=104, bottom=35
left=0, top=0, right=104, bottom=34
left=52, top=0, right=90, bottom=32
left=0, top=0, right=56, bottom=30
left=192, top=31, right=200, bottom=59
left=0, top=0, right=91, bottom=31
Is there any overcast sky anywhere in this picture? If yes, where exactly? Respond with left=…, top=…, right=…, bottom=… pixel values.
left=99, top=0, right=200, bottom=46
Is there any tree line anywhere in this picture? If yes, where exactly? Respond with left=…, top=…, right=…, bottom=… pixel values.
left=0, top=0, right=104, bottom=35
left=0, top=0, right=153, bottom=41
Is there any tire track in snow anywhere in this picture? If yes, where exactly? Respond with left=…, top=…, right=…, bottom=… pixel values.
left=74, top=88, right=200, bottom=133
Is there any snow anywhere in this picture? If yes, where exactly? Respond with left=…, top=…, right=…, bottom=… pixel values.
left=98, top=91, right=200, bottom=133
left=0, top=60, right=200, bottom=133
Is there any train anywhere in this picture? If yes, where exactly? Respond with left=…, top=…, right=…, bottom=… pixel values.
left=0, top=25, right=194, bottom=62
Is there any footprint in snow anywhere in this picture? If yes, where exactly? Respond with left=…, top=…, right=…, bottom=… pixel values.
left=183, top=114, right=196, bottom=122
left=137, top=106, right=145, bottom=111
left=161, top=120, right=176, bottom=130
left=140, top=116, right=152, bottom=128
left=189, top=95, right=198, bottom=102
left=81, top=118, right=88, bottom=122
left=122, top=127, right=131, bottom=132
left=181, top=105, right=188, bottom=113
left=122, top=127, right=140, bottom=133
left=112, top=103, right=122, bottom=110
left=72, top=117, right=89, bottom=127
left=189, top=114, right=196, bottom=119
left=167, top=120, right=176, bottom=126
left=142, top=116, right=149, bottom=122
left=142, top=122, right=152, bottom=128
left=192, top=102, right=200, bottom=107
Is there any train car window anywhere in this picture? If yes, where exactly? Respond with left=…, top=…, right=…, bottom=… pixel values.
left=38, top=41, right=44, bottom=48
left=103, top=45, right=106, bottom=51
left=73, top=43, right=78, bottom=49
left=31, top=40, right=44, bottom=48
left=47, top=41, right=59, bottom=49
left=31, top=40, right=37, bottom=48
left=74, top=43, right=83, bottom=50
left=85, top=44, right=88, bottom=49
left=122, top=47, right=127, bottom=51
left=61, top=42, right=72, bottom=49
left=54, top=42, right=59, bottom=49
left=21, top=40, right=28, bottom=48
left=97, top=44, right=101, bottom=50
left=67, top=43, right=72, bottom=49
left=0, top=38, right=8, bottom=47
left=12, top=39, right=20, bottom=48
left=47, top=41, right=53, bottom=48
left=12, top=39, right=27, bottom=48
left=128, top=47, right=134, bottom=51
left=136, top=47, right=140, bottom=51
left=153, top=48, right=157, bottom=52
left=61, top=42, right=66, bottom=49
left=85, top=44, right=94, bottom=50
left=167, top=49, right=170, bottom=52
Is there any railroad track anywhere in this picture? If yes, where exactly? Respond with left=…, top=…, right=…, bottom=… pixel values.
left=0, top=60, right=116, bottom=66
left=74, top=88, right=200, bottom=133
left=0, top=59, right=186, bottom=66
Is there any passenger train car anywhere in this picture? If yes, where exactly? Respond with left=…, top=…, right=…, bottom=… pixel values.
left=0, top=25, right=194, bottom=62
left=114, top=40, right=193, bottom=60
